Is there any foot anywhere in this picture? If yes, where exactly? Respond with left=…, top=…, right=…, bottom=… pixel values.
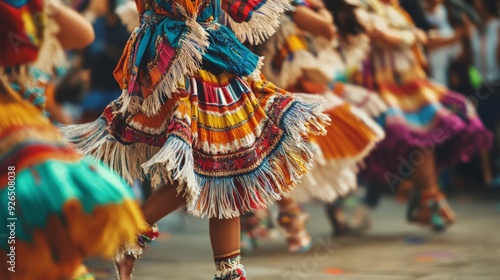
left=325, top=203, right=351, bottom=238
left=214, top=267, right=247, bottom=280
left=407, top=187, right=456, bottom=231
left=347, top=217, right=370, bottom=236
left=114, top=254, right=137, bottom=280
left=278, top=208, right=312, bottom=253
left=113, top=244, right=143, bottom=280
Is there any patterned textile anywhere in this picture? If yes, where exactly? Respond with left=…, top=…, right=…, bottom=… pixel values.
left=0, top=1, right=144, bottom=279
left=0, top=0, right=44, bottom=67
left=62, top=0, right=329, bottom=219
left=349, top=0, right=492, bottom=183
left=252, top=3, right=384, bottom=201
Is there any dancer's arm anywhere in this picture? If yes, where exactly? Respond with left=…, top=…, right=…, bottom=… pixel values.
left=50, top=1, right=95, bottom=49
left=425, top=29, right=463, bottom=51
left=292, top=5, right=336, bottom=40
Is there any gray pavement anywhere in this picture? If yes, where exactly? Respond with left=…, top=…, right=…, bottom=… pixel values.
left=86, top=192, right=500, bottom=280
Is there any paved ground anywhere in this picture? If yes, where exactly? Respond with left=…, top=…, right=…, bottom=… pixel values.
left=86, top=191, right=500, bottom=280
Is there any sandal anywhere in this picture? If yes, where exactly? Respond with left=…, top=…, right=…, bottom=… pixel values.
left=407, top=187, right=455, bottom=232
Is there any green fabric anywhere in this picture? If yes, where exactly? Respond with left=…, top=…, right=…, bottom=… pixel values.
left=0, top=156, right=134, bottom=247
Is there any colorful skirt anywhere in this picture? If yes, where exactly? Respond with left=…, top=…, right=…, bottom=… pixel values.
left=0, top=89, right=144, bottom=280
left=61, top=70, right=328, bottom=219
left=254, top=18, right=385, bottom=201
left=350, top=49, right=492, bottom=183
left=289, top=88, right=384, bottom=202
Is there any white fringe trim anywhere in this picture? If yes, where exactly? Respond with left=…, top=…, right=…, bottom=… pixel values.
left=247, top=56, right=264, bottom=81
left=121, top=4, right=209, bottom=117
left=226, top=0, right=292, bottom=45
left=142, top=136, right=199, bottom=212
left=288, top=94, right=384, bottom=202
left=60, top=95, right=329, bottom=219
left=116, top=1, right=140, bottom=33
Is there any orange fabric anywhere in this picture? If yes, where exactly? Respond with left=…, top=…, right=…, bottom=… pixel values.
left=310, top=103, right=378, bottom=159
left=0, top=199, right=143, bottom=280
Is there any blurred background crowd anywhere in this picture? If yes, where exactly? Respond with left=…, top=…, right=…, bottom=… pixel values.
left=26, top=0, right=500, bottom=278
left=52, top=0, right=500, bottom=190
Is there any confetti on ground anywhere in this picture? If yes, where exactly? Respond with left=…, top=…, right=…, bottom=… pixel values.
left=323, top=268, right=344, bottom=275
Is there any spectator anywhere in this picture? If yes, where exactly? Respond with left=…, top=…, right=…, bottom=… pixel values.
left=80, top=0, right=130, bottom=122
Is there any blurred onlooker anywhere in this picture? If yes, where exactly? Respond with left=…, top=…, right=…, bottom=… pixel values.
left=424, top=0, right=463, bottom=86
left=79, top=0, right=130, bottom=122
left=470, top=0, right=500, bottom=84
left=468, top=0, right=500, bottom=186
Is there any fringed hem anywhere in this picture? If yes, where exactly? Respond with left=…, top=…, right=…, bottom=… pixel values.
left=116, top=1, right=139, bottom=33
left=152, top=99, right=328, bottom=219
left=289, top=104, right=384, bottom=202
left=247, top=56, right=265, bottom=81
left=226, top=0, right=292, bottom=45
left=61, top=97, right=328, bottom=219
left=288, top=159, right=358, bottom=202
left=120, top=5, right=210, bottom=116
left=142, top=136, right=199, bottom=215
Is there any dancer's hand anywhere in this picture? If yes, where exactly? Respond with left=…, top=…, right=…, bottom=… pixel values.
left=414, top=29, right=428, bottom=45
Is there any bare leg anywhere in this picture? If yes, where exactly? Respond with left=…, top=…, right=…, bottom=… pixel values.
left=480, top=151, right=493, bottom=186
left=116, top=182, right=186, bottom=280
left=142, top=182, right=186, bottom=225
left=210, top=217, right=240, bottom=255
left=211, top=217, right=247, bottom=279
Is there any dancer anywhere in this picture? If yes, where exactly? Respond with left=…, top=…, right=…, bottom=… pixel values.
left=239, top=0, right=385, bottom=251
left=340, top=0, right=492, bottom=231
left=0, top=0, right=144, bottom=279
left=61, top=0, right=329, bottom=279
